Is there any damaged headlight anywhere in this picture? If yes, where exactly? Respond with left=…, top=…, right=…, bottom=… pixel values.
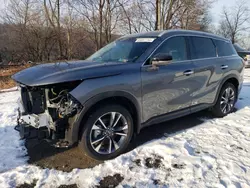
left=57, top=94, right=82, bottom=118
left=46, top=81, right=83, bottom=119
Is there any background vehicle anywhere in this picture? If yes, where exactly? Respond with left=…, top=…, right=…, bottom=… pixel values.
left=12, top=30, right=244, bottom=160
left=234, top=44, right=250, bottom=67
left=246, top=55, right=250, bottom=68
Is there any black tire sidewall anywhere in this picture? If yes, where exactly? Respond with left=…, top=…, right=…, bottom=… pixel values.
left=213, top=83, right=237, bottom=117
left=79, top=104, right=133, bottom=160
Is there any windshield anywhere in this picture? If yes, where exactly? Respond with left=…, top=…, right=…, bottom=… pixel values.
left=87, top=37, right=156, bottom=63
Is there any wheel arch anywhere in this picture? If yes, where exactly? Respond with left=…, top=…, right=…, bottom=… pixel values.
left=214, top=74, right=240, bottom=104
left=67, top=91, right=142, bottom=145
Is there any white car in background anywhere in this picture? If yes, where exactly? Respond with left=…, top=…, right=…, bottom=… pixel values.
left=245, top=55, right=250, bottom=68
left=233, top=44, right=250, bottom=68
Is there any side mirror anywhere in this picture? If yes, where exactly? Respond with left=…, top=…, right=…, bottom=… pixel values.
left=152, top=53, right=173, bottom=66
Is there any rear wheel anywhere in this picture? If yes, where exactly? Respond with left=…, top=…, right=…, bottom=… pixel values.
left=79, top=104, right=133, bottom=160
left=212, top=82, right=237, bottom=117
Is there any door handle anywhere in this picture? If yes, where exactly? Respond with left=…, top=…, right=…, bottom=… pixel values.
left=221, top=65, right=228, bottom=69
left=183, top=70, right=194, bottom=76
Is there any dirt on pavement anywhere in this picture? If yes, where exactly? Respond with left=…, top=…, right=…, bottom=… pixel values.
left=25, top=140, right=101, bottom=172
left=97, top=174, right=124, bottom=188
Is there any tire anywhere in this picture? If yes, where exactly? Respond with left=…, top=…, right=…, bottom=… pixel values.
left=212, top=82, right=237, bottom=117
left=79, top=104, right=134, bottom=160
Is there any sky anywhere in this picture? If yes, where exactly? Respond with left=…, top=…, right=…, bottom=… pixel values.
left=211, top=0, right=235, bottom=26
left=0, top=0, right=6, bottom=9
left=211, top=0, right=250, bottom=27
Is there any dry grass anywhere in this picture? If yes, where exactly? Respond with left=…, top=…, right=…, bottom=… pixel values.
left=0, top=65, right=31, bottom=90
left=0, top=76, right=16, bottom=89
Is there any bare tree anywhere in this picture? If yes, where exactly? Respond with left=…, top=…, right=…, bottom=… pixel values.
left=103, top=0, right=120, bottom=43
left=63, top=0, right=75, bottom=59
left=120, top=0, right=213, bottom=32
left=119, top=0, right=155, bottom=34
left=98, top=0, right=105, bottom=48
left=198, top=9, right=212, bottom=32
left=0, top=0, right=216, bottom=63
left=217, top=0, right=250, bottom=44
left=73, top=0, right=103, bottom=49
left=44, top=0, right=64, bottom=58
left=73, top=0, right=120, bottom=49
left=3, top=0, right=31, bottom=25
left=155, top=0, right=161, bottom=30
left=117, top=0, right=132, bottom=33
left=159, top=0, right=210, bottom=30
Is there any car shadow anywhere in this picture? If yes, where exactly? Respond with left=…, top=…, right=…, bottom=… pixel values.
left=128, top=110, right=210, bottom=151
left=25, top=109, right=213, bottom=172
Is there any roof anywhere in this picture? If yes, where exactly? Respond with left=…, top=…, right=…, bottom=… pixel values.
left=161, top=29, right=228, bottom=41
left=120, top=31, right=163, bottom=39
left=120, top=29, right=228, bottom=42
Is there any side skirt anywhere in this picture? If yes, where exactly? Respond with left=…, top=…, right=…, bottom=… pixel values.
left=141, top=104, right=213, bottom=129
left=141, top=108, right=191, bottom=128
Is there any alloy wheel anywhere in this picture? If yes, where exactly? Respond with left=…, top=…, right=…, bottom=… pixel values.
left=90, top=112, right=128, bottom=155
left=220, top=87, right=235, bottom=114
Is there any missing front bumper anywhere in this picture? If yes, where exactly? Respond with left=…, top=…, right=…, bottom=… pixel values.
left=16, top=107, right=72, bottom=148
left=19, top=113, right=52, bottom=128
left=18, top=97, right=53, bottom=129
left=14, top=124, right=49, bottom=140
left=14, top=124, right=70, bottom=148
left=16, top=100, right=52, bottom=140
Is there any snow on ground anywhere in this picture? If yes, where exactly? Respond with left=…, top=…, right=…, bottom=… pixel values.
left=1, top=70, right=250, bottom=187
left=0, top=87, right=17, bottom=93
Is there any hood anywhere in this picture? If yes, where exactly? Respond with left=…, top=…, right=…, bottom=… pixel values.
left=12, top=60, right=123, bottom=86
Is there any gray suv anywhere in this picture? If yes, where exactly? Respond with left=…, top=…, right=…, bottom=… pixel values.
left=13, top=30, right=244, bottom=160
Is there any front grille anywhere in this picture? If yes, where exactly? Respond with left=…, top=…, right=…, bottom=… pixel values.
left=21, top=86, right=46, bottom=114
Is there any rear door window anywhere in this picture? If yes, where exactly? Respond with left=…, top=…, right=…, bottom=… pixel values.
left=214, top=40, right=237, bottom=57
left=190, top=37, right=216, bottom=59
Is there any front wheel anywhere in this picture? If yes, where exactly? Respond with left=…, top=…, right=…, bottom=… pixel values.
left=79, top=104, right=133, bottom=160
left=212, top=82, right=237, bottom=117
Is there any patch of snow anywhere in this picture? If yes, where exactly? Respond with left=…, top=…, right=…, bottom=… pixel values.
left=0, top=87, right=18, bottom=93
left=0, top=70, right=250, bottom=187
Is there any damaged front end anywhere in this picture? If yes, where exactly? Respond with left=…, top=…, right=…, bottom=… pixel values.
left=15, top=81, right=83, bottom=148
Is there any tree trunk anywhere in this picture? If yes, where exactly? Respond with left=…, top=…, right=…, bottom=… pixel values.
left=155, top=0, right=161, bottom=30
left=105, top=0, right=112, bottom=43
left=164, top=0, right=174, bottom=29
left=99, top=0, right=105, bottom=49
left=57, top=0, right=63, bottom=59
left=67, top=30, right=71, bottom=59
left=118, top=0, right=132, bottom=34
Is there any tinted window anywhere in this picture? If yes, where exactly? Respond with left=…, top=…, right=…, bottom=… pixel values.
left=153, top=36, right=187, bottom=62
left=191, top=37, right=216, bottom=59
left=214, top=40, right=237, bottom=57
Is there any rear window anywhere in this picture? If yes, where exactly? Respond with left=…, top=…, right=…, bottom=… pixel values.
left=191, top=37, right=216, bottom=59
left=214, top=40, right=237, bottom=57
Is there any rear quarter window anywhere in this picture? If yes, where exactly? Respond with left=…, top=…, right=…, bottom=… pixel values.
left=214, top=40, right=237, bottom=57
